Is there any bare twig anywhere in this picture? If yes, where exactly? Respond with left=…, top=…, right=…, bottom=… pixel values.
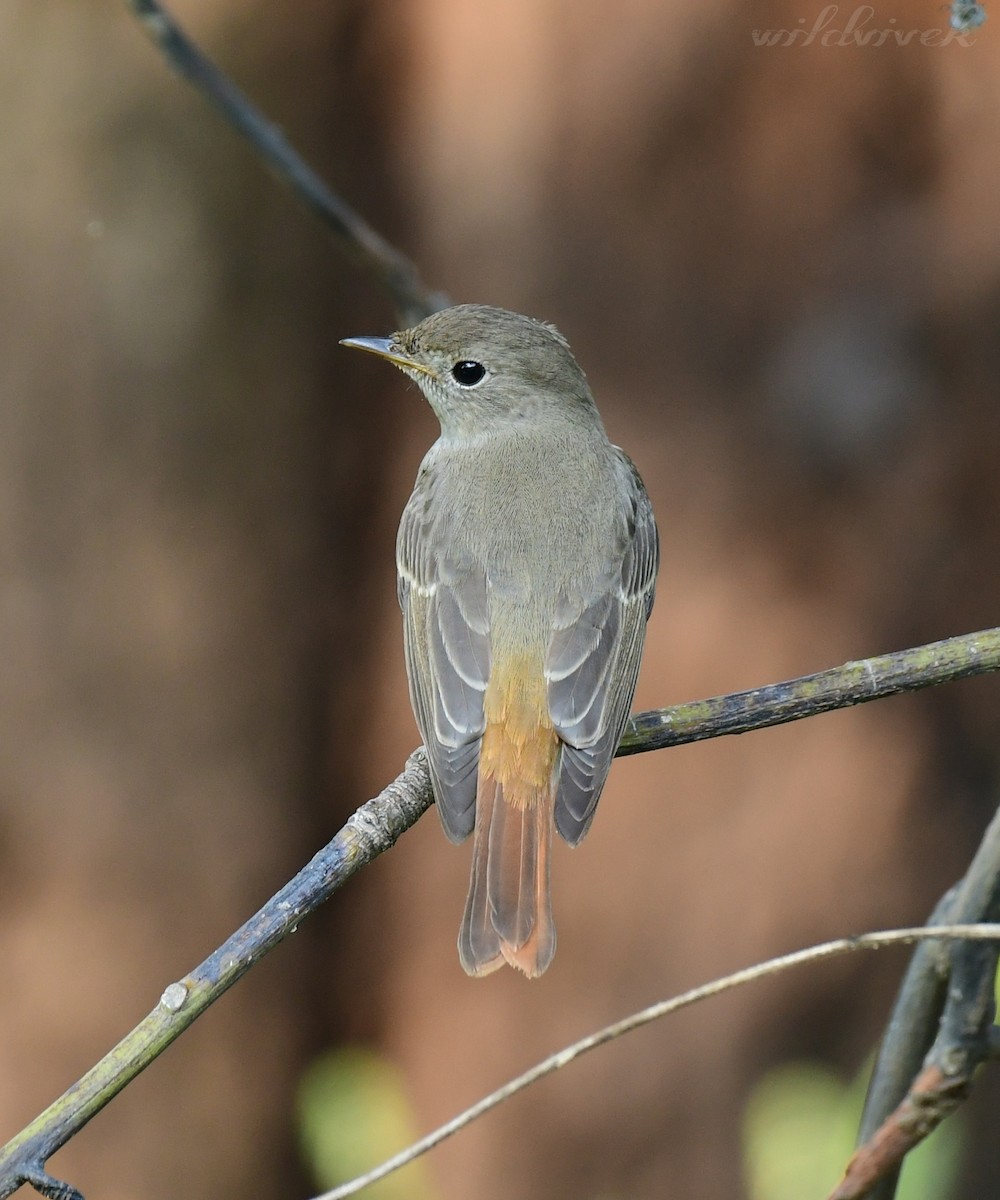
left=832, top=1063, right=970, bottom=1200
left=124, top=0, right=445, bottom=326
left=852, top=888, right=958, bottom=1200
left=315, top=925, right=1000, bottom=1200
left=837, top=802, right=1000, bottom=1200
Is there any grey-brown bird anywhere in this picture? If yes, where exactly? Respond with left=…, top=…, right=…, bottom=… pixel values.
left=342, top=305, right=658, bottom=977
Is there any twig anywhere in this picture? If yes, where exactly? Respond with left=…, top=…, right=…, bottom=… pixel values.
left=124, top=0, right=445, bottom=326
left=314, top=925, right=1000, bottom=1200
left=620, top=626, right=1000, bottom=753
left=0, top=752, right=435, bottom=1200
left=835, top=803, right=1000, bottom=1200
left=2, top=627, right=999, bottom=1198
left=832, top=1063, right=970, bottom=1200
left=851, top=888, right=958, bottom=1200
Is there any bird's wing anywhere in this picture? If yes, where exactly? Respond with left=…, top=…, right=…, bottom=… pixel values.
left=546, top=451, right=659, bottom=845
left=397, top=463, right=490, bottom=842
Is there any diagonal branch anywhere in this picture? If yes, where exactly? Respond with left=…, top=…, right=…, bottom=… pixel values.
left=847, top=888, right=957, bottom=1200
left=0, top=752, right=434, bottom=1200
left=830, top=801, right=1000, bottom=1200
left=124, top=0, right=445, bottom=326
left=1, top=629, right=999, bottom=1199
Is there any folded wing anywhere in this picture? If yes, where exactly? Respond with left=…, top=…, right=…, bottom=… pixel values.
left=546, top=451, right=659, bottom=844
left=397, top=465, right=490, bottom=842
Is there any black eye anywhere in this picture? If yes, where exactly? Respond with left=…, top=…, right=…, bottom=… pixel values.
left=451, top=360, right=486, bottom=387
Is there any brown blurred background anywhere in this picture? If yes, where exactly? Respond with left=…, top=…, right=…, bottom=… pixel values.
left=2, top=1, right=999, bottom=1197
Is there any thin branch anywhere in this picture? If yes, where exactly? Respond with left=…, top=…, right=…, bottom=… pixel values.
left=835, top=802, right=1000, bottom=1200
left=124, top=0, right=445, bottom=326
left=620, top=626, right=1000, bottom=753
left=831, top=1062, right=971, bottom=1200
left=851, top=888, right=958, bottom=1200
left=2, top=627, right=998, bottom=1198
left=315, top=925, right=1000, bottom=1200
left=0, top=752, right=434, bottom=1200
left=857, top=887, right=959, bottom=1148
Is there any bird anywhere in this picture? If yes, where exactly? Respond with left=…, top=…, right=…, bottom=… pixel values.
left=341, top=304, right=658, bottom=977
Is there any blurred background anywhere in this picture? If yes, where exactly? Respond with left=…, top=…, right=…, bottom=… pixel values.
left=1, top=1, right=999, bottom=1198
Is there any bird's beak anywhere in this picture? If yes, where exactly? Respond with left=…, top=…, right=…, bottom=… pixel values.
left=339, top=336, right=434, bottom=378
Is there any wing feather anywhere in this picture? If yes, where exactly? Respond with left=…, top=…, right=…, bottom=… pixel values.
left=547, top=450, right=659, bottom=845
left=398, top=464, right=489, bottom=843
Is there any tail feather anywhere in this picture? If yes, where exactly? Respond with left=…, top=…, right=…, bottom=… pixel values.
left=496, top=789, right=554, bottom=977
left=487, top=782, right=538, bottom=948
left=458, top=777, right=504, bottom=976
left=458, top=774, right=556, bottom=978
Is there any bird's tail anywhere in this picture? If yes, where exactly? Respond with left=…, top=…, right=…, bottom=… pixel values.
left=458, top=763, right=557, bottom=978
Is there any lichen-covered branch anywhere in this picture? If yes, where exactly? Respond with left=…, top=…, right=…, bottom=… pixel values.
left=621, top=626, right=1000, bottom=752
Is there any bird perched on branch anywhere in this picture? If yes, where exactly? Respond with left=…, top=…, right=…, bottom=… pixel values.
left=342, top=305, right=658, bottom=977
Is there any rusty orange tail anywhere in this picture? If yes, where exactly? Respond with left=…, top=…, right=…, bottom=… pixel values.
left=458, top=664, right=559, bottom=977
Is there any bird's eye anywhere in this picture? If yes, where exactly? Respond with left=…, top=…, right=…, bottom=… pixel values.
left=451, top=360, right=486, bottom=387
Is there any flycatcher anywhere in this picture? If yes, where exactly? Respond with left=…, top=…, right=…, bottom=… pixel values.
left=342, top=305, right=658, bottom=977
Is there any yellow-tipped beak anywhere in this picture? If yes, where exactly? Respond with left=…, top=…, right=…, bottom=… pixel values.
left=339, top=336, right=433, bottom=377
